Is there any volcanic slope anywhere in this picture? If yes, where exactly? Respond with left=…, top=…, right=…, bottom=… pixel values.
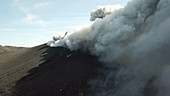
left=0, top=44, right=102, bottom=96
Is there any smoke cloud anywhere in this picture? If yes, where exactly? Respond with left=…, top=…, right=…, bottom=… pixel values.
left=90, top=5, right=123, bottom=21
left=48, top=0, right=170, bottom=96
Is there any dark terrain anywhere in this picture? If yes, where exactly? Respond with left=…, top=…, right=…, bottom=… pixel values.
left=0, top=44, right=102, bottom=96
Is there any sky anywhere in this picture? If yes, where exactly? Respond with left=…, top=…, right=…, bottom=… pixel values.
left=0, top=0, right=129, bottom=47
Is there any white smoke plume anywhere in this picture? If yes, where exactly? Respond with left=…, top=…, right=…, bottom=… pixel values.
left=48, top=0, right=170, bottom=96
left=90, top=5, right=123, bottom=21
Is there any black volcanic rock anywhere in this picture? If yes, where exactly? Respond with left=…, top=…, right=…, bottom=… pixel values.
left=0, top=44, right=102, bottom=96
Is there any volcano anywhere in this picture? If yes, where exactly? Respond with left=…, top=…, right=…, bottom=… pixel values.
left=1, top=0, right=170, bottom=96
left=0, top=44, right=102, bottom=96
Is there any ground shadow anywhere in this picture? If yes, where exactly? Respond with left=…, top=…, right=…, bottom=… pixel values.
left=11, top=44, right=102, bottom=96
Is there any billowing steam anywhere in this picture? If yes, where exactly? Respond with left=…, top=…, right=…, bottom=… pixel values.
left=90, top=5, right=123, bottom=21
left=48, top=0, right=170, bottom=96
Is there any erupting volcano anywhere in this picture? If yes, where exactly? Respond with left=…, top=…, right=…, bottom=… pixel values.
left=0, top=0, right=170, bottom=96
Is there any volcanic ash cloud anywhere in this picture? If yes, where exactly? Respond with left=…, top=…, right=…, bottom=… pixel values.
left=48, top=0, right=170, bottom=95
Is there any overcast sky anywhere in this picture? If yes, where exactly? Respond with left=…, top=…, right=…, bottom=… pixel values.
left=0, top=0, right=129, bottom=47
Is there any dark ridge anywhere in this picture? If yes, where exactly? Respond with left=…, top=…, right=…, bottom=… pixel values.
left=9, top=44, right=102, bottom=96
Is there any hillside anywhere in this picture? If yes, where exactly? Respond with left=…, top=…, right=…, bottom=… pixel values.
left=0, top=44, right=102, bottom=96
left=0, top=45, right=25, bottom=54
